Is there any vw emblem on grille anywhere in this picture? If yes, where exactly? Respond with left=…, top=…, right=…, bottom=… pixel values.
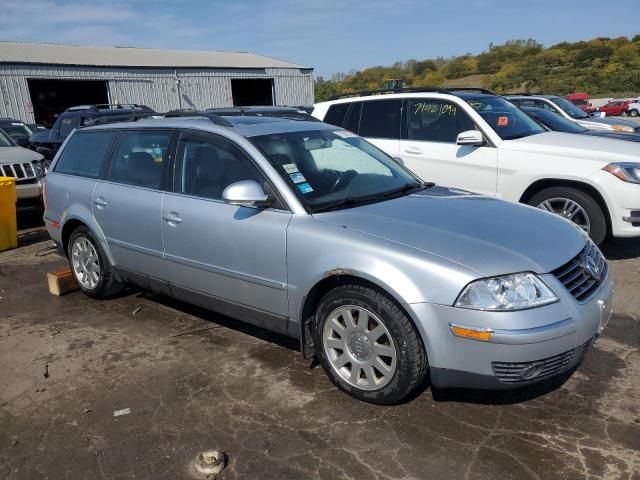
left=580, top=252, right=601, bottom=281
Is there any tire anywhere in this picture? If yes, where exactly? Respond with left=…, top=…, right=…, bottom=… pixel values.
left=527, top=186, right=607, bottom=245
left=68, top=226, right=122, bottom=299
left=313, top=284, right=427, bottom=404
left=629, top=109, right=639, bottom=118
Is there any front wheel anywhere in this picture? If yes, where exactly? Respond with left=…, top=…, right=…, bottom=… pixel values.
left=629, top=109, right=639, bottom=118
left=527, top=187, right=607, bottom=245
left=313, top=284, right=427, bottom=404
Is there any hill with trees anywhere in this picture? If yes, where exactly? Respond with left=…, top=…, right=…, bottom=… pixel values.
left=314, top=35, right=640, bottom=102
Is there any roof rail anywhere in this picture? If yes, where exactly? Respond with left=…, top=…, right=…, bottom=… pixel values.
left=67, top=104, right=154, bottom=112
left=503, top=92, right=541, bottom=96
left=328, top=86, right=496, bottom=101
left=445, top=87, right=496, bottom=95
left=81, top=112, right=159, bottom=127
left=163, top=110, right=233, bottom=127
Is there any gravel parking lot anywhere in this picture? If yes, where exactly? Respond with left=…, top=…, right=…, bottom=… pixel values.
left=1, top=218, right=639, bottom=480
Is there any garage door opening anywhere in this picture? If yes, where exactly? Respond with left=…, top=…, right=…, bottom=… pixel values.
left=27, top=79, right=109, bottom=127
left=231, top=79, right=273, bottom=107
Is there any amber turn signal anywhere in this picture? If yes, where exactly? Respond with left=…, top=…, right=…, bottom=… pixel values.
left=450, top=324, right=493, bottom=341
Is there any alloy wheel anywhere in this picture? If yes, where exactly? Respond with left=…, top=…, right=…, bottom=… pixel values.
left=71, top=237, right=101, bottom=290
left=322, top=305, right=397, bottom=391
left=537, top=197, right=591, bottom=234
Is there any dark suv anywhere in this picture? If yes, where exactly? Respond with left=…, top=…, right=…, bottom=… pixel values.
left=0, top=118, right=34, bottom=147
left=29, top=104, right=156, bottom=159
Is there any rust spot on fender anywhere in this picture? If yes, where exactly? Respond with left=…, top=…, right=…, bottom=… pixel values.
left=324, top=268, right=352, bottom=278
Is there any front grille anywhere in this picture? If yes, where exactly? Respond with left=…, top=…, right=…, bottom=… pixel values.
left=552, top=242, right=607, bottom=302
left=492, top=338, right=593, bottom=383
left=1, top=162, right=37, bottom=180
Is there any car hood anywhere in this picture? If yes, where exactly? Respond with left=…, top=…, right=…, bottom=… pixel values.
left=0, top=146, right=43, bottom=162
left=314, top=187, right=586, bottom=277
left=578, top=116, right=639, bottom=132
left=501, top=131, right=640, bottom=163
left=582, top=130, right=640, bottom=143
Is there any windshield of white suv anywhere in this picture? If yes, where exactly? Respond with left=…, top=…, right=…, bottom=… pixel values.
left=251, top=130, right=427, bottom=212
left=0, top=129, right=15, bottom=147
left=550, top=97, right=589, bottom=119
left=466, top=96, right=546, bottom=140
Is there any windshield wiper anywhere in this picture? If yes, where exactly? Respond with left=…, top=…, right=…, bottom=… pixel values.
left=383, top=181, right=434, bottom=198
left=313, top=197, right=360, bottom=213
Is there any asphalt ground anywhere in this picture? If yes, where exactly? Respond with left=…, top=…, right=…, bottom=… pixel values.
left=2, top=141, right=640, bottom=480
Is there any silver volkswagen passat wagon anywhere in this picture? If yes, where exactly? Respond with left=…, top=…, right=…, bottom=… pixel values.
left=43, top=114, right=614, bottom=404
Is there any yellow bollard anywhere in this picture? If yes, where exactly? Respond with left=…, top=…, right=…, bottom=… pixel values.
left=0, top=177, right=18, bottom=252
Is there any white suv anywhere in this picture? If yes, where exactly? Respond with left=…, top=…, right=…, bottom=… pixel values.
left=313, top=89, right=640, bottom=244
left=626, top=99, right=640, bottom=118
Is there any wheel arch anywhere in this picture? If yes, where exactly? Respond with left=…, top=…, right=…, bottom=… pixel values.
left=298, top=273, right=428, bottom=361
left=519, top=178, right=612, bottom=234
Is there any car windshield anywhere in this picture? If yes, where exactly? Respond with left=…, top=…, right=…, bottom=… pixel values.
left=251, top=130, right=424, bottom=212
left=466, top=96, right=546, bottom=140
left=524, top=108, right=587, bottom=133
left=0, top=129, right=15, bottom=147
left=551, top=97, right=589, bottom=119
left=0, top=122, right=33, bottom=139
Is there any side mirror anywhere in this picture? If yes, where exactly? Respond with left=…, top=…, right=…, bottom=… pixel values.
left=456, top=130, right=485, bottom=146
left=15, top=136, right=29, bottom=147
left=222, top=180, right=272, bottom=208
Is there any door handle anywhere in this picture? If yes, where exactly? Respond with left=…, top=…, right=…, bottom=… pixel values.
left=94, top=197, right=108, bottom=208
left=163, top=212, right=182, bottom=224
left=404, top=146, right=423, bottom=155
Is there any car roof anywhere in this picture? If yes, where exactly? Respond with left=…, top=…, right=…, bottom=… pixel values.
left=83, top=115, right=337, bottom=138
left=208, top=106, right=306, bottom=113
left=505, top=94, right=558, bottom=100
left=317, top=91, right=498, bottom=106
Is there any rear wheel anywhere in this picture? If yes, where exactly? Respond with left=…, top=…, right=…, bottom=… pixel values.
left=313, top=284, right=427, bottom=404
left=629, top=109, right=639, bottom=117
left=528, top=186, right=607, bottom=245
left=68, top=226, right=122, bottom=299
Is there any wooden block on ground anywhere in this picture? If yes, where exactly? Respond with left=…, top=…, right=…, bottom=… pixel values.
left=47, top=266, right=79, bottom=296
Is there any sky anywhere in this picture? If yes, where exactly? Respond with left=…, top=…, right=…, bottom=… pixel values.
left=0, top=0, right=638, bottom=77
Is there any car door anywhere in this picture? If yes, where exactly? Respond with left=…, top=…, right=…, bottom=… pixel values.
left=397, top=98, right=497, bottom=195
left=162, top=130, right=291, bottom=331
left=92, top=129, right=173, bottom=280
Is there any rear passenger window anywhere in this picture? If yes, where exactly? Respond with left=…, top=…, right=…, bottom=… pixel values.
left=343, top=103, right=362, bottom=133
left=174, top=134, right=262, bottom=201
left=106, top=131, right=172, bottom=189
left=359, top=100, right=401, bottom=139
left=53, top=131, right=115, bottom=178
left=324, top=103, right=350, bottom=127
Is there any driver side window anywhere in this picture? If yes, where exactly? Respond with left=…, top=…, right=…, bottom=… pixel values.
left=406, top=99, right=475, bottom=143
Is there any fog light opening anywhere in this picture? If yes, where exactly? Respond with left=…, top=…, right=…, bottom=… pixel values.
left=520, top=363, right=544, bottom=380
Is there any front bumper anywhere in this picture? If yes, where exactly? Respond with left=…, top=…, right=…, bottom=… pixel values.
left=410, top=273, right=614, bottom=389
left=591, top=171, right=640, bottom=238
left=16, top=181, right=43, bottom=213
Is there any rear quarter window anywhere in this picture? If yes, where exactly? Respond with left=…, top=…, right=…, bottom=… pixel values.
left=324, top=103, right=350, bottom=127
left=53, top=131, right=115, bottom=178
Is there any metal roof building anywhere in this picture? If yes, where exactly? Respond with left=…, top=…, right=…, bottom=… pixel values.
left=0, top=41, right=314, bottom=126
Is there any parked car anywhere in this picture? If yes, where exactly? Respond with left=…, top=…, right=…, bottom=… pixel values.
left=314, top=88, right=640, bottom=244
left=27, top=123, right=48, bottom=132
left=506, top=94, right=640, bottom=133
left=29, top=104, right=156, bottom=160
left=43, top=115, right=613, bottom=403
left=0, top=128, right=46, bottom=212
left=207, top=106, right=319, bottom=121
left=626, top=100, right=640, bottom=118
left=598, top=100, right=630, bottom=117
left=565, top=92, right=594, bottom=113
left=0, top=118, right=34, bottom=147
left=524, top=107, right=640, bottom=143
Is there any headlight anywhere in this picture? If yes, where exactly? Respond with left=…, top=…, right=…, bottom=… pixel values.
left=603, top=163, right=640, bottom=184
left=455, top=273, right=558, bottom=311
left=32, top=160, right=44, bottom=177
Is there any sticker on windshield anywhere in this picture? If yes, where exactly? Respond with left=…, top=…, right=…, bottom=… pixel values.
left=297, top=182, right=314, bottom=194
left=289, top=172, right=306, bottom=184
left=497, top=116, right=509, bottom=126
left=334, top=130, right=358, bottom=138
left=282, top=163, right=299, bottom=174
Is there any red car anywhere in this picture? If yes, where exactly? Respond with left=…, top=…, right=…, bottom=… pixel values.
left=598, top=100, right=630, bottom=116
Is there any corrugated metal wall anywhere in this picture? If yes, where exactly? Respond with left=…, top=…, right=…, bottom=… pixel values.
left=0, top=64, right=314, bottom=122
